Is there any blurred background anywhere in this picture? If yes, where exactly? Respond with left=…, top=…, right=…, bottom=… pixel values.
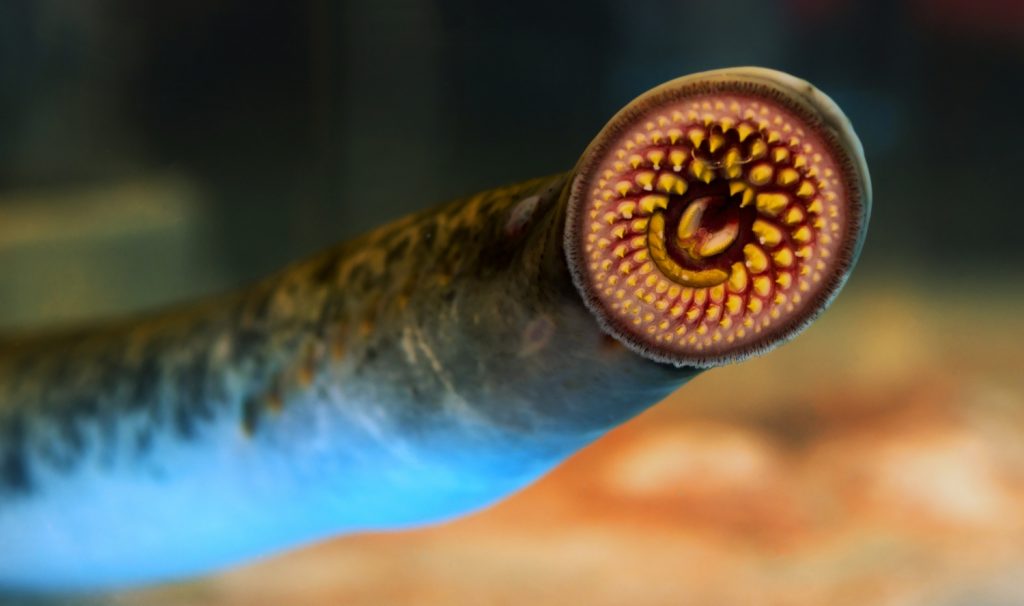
left=1, top=0, right=1023, bottom=604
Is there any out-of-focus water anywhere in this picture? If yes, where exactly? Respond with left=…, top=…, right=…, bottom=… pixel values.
left=1, top=1, right=1023, bottom=604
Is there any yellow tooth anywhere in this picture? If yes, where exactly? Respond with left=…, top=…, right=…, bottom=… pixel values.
left=705, top=305, right=721, bottom=322
left=796, top=245, right=812, bottom=258
left=743, top=243, right=769, bottom=273
left=723, top=147, right=741, bottom=169
left=720, top=316, right=732, bottom=329
left=726, top=294, right=743, bottom=315
left=686, top=307, right=701, bottom=322
left=772, top=248, right=794, bottom=267
left=755, top=193, right=789, bottom=217
left=639, top=194, right=669, bottom=213
left=796, top=181, right=816, bottom=198
left=611, top=226, right=626, bottom=239
left=656, top=173, right=678, bottom=193
left=646, top=150, right=665, bottom=169
left=784, top=206, right=805, bottom=225
left=793, top=154, right=808, bottom=169
left=688, top=129, right=705, bottom=148
left=753, top=276, right=772, bottom=297
left=729, top=181, right=748, bottom=198
left=669, top=150, right=686, bottom=171
left=710, top=284, right=725, bottom=302
left=776, top=273, right=793, bottom=289
left=613, top=244, right=628, bottom=258
left=749, top=139, right=767, bottom=158
left=772, top=147, right=790, bottom=163
left=777, top=168, right=800, bottom=186
left=677, top=198, right=707, bottom=239
left=808, top=199, right=823, bottom=214
left=737, top=123, right=755, bottom=141
left=635, top=171, right=656, bottom=190
left=709, top=132, right=725, bottom=153
left=749, top=164, right=774, bottom=185
left=747, top=297, right=763, bottom=313
left=752, top=219, right=783, bottom=247
left=767, top=130, right=781, bottom=143
left=615, top=181, right=632, bottom=196
left=741, top=188, right=754, bottom=207
left=690, top=158, right=706, bottom=181
left=603, top=211, right=618, bottom=224
left=725, top=164, right=743, bottom=179
left=667, top=128, right=682, bottom=143
left=629, top=154, right=644, bottom=169
left=793, top=226, right=812, bottom=243
left=618, top=201, right=636, bottom=218
left=631, top=218, right=649, bottom=232
left=650, top=130, right=663, bottom=144
left=719, top=118, right=735, bottom=131
left=728, top=262, right=748, bottom=292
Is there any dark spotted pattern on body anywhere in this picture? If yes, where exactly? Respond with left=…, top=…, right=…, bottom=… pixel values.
left=0, top=175, right=568, bottom=495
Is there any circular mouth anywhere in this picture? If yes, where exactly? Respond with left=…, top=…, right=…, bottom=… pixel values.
left=566, top=68, right=870, bottom=368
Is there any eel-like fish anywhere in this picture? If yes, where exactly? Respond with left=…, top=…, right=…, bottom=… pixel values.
left=0, top=67, right=870, bottom=592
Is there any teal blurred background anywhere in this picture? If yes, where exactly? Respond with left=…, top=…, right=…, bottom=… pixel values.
left=1, top=0, right=1022, bottom=330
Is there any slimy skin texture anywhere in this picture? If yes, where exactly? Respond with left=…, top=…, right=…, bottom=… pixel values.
left=0, top=68, right=870, bottom=593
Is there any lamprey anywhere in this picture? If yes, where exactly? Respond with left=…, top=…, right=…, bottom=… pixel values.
left=0, top=67, right=870, bottom=592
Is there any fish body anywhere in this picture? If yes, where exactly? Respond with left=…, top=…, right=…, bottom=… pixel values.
left=0, top=67, right=870, bottom=592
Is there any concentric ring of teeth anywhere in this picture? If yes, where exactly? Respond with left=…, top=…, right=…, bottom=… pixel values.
left=580, top=95, right=846, bottom=357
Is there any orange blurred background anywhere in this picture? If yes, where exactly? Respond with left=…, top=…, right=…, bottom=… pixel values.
left=2, top=1, right=1023, bottom=604
left=107, top=281, right=1024, bottom=606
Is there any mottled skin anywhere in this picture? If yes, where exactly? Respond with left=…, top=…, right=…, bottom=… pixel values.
left=0, top=174, right=694, bottom=591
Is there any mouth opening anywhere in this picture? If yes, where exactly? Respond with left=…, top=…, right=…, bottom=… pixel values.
left=565, top=67, right=871, bottom=368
